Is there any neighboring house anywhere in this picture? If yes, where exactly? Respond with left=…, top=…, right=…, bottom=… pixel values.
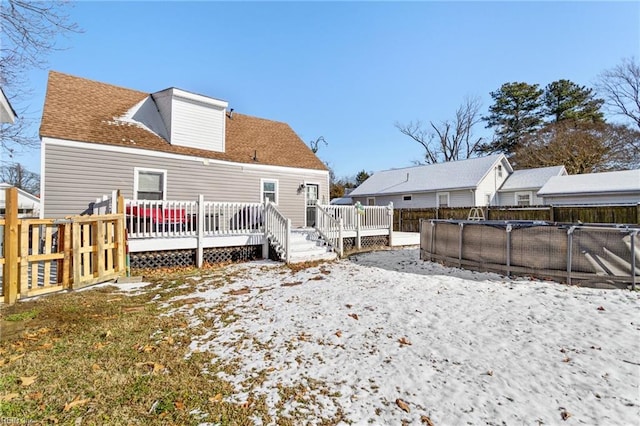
left=537, top=169, right=640, bottom=205
left=0, top=183, right=40, bottom=217
left=349, top=154, right=513, bottom=208
left=39, top=71, right=329, bottom=227
left=1, top=87, right=17, bottom=124
left=330, top=197, right=353, bottom=205
left=497, top=165, right=567, bottom=206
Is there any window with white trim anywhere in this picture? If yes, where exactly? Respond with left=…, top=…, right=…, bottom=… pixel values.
left=402, top=195, right=412, bottom=201
left=261, top=179, right=278, bottom=203
left=135, top=168, right=166, bottom=200
left=497, top=164, right=503, bottom=178
left=367, top=197, right=376, bottom=206
left=437, top=192, right=449, bottom=207
left=516, top=192, right=532, bottom=206
left=485, top=193, right=492, bottom=206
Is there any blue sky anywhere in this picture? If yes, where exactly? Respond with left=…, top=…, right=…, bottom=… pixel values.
left=7, top=1, right=640, bottom=179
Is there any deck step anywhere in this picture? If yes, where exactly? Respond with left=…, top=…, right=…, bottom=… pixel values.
left=286, top=229, right=336, bottom=263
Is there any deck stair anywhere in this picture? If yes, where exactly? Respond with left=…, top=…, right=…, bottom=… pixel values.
left=288, top=229, right=337, bottom=263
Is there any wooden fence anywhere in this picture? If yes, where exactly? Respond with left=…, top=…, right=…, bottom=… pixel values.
left=2, top=188, right=126, bottom=305
left=395, top=204, right=640, bottom=232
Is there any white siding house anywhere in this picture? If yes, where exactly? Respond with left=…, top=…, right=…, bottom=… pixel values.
left=349, top=154, right=513, bottom=208
left=537, top=169, right=640, bottom=205
left=497, top=165, right=567, bottom=206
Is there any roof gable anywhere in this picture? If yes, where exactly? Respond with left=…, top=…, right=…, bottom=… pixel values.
left=40, top=71, right=327, bottom=171
left=350, top=154, right=509, bottom=197
left=537, top=169, right=640, bottom=196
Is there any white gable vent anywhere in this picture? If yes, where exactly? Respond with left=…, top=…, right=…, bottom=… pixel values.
left=152, top=88, right=228, bottom=152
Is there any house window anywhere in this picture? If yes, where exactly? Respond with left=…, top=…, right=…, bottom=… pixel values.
left=485, top=193, right=492, bottom=206
left=437, top=192, right=449, bottom=207
left=516, top=192, right=532, bottom=206
left=261, top=179, right=278, bottom=203
left=497, top=165, right=503, bottom=178
left=402, top=195, right=412, bottom=201
left=135, top=168, right=166, bottom=200
left=367, top=197, right=376, bottom=206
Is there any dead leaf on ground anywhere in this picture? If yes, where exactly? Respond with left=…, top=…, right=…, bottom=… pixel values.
left=20, top=376, right=37, bottom=387
left=309, top=275, right=324, bottom=281
left=561, top=410, right=571, bottom=420
left=91, top=363, right=102, bottom=372
left=0, top=393, right=19, bottom=402
left=398, top=337, right=412, bottom=346
left=209, top=393, right=223, bottom=403
left=26, top=391, right=43, bottom=401
left=227, top=288, right=250, bottom=296
left=335, top=330, right=342, bottom=338
left=135, top=362, right=165, bottom=374
left=282, top=281, right=303, bottom=287
left=38, top=342, right=53, bottom=350
left=396, top=398, right=410, bottom=413
left=345, top=304, right=352, bottom=308
left=94, top=342, right=108, bottom=350
left=562, top=357, right=571, bottom=363
left=421, top=415, right=435, bottom=425
left=63, top=396, right=91, bottom=412
left=123, top=306, right=145, bottom=313
left=597, top=306, right=605, bottom=311
left=174, top=400, right=185, bottom=410
left=348, top=313, right=359, bottom=320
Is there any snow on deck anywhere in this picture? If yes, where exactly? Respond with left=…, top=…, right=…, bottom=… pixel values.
left=170, top=248, right=639, bottom=425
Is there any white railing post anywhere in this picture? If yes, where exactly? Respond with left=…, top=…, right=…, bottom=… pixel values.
left=285, top=218, right=291, bottom=263
left=196, top=195, right=204, bottom=268
left=263, top=199, right=270, bottom=259
left=338, top=218, right=344, bottom=257
left=356, top=209, right=361, bottom=249
left=388, top=202, right=394, bottom=247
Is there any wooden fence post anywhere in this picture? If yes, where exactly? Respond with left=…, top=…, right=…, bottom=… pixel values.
left=3, top=187, right=19, bottom=304
left=72, top=221, right=81, bottom=287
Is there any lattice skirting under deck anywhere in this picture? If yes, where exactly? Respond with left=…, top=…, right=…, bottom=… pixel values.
left=130, top=245, right=263, bottom=270
left=344, top=235, right=390, bottom=252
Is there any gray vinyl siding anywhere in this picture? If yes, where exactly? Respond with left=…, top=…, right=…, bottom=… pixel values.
left=43, top=141, right=328, bottom=227
left=351, top=189, right=473, bottom=208
left=476, top=158, right=510, bottom=206
left=541, top=193, right=640, bottom=205
left=498, top=190, right=544, bottom=206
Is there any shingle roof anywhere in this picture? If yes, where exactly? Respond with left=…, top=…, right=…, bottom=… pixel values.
left=537, top=169, right=640, bottom=196
left=499, top=165, right=566, bottom=191
left=40, top=71, right=327, bottom=171
left=349, top=154, right=508, bottom=197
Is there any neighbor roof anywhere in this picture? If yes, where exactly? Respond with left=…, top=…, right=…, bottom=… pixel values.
left=349, top=154, right=510, bottom=197
left=0, top=87, right=17, bottom=124
left=499, top=165, right=566, bottom=192
left=537, top=169, right=640, bottom=196
left=40, top=71, right=327, bottom=171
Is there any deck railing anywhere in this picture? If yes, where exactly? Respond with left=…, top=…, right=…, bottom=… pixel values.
left=264, top=200, right=290, bottom=263
left=125, top=199, right=198, bottom=239
left=202, top=202, right=264, bottom=236
left=321, top=203, right=393, bottom=231
left=316, top=205, right=344, bottom=257
left=124, top=199, right=264, bottom=239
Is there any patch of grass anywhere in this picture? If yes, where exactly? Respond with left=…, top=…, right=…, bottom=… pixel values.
left=3, top=308, right=39, bottom=322
left=0, top=272, right=271, bottom=425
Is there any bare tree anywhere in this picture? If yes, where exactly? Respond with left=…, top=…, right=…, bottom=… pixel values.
left=513, top=120, right=640, bottom=174
left=0, top=162, right=40, bottom=194
left=396, top=96, right=484, bottom=164
left=1, top=0, right=80, bottom=153
left=595, top=57, right=640, bottom=129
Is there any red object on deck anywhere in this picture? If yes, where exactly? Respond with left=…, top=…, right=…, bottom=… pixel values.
left=126, top=205, right=188, bottom=224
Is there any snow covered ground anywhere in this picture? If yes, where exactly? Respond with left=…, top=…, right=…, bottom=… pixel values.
left=169, top=248, right=639, bottom=425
